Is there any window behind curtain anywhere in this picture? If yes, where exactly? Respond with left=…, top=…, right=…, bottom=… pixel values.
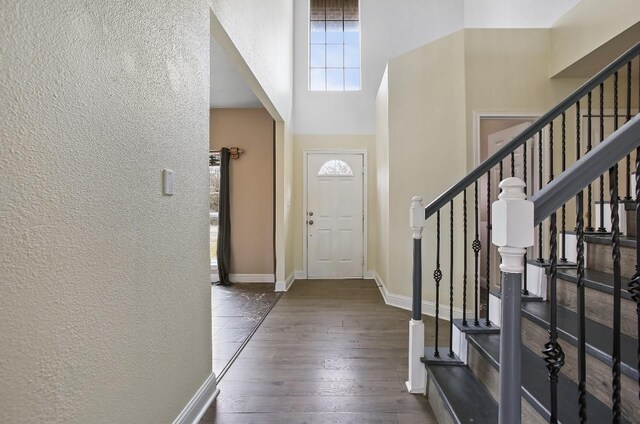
left=309, top=0, right=361, bottom=91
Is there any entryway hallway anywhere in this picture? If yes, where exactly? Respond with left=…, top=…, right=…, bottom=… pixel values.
left=202, top=280, right=448, bottom=424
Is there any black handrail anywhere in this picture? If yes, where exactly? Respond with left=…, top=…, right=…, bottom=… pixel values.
left=530, top=114, right=640, bottom=225
left=424, top=41, right=640, bottom=220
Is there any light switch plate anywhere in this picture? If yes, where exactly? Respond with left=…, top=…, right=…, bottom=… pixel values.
left=163, top=169, right=174, bottom=195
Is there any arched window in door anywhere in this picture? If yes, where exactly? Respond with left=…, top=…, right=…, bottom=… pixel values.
left=318, top=159, right=354, bottom=176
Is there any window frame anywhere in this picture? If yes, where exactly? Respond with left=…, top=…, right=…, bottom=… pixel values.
left=308, top=0, right=362, bottom=92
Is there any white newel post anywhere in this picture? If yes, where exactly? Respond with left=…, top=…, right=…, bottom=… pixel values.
left=491, top=178, right=534, bottom=424
left=407, top=196, right=426, bottom=394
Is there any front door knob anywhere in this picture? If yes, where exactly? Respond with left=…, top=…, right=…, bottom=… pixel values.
left=308, top=220, right=314, bottom=225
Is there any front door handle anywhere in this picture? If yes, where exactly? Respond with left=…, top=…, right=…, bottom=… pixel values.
left=308, top=220, right=314, bottom=225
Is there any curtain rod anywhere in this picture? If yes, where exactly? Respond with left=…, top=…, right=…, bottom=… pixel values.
left=209, top=147, right=244, bottom=159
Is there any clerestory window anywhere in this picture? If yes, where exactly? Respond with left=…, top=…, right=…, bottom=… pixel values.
left=309, top=0, right=361, bottom=91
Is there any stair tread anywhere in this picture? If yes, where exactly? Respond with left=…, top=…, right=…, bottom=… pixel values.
left=467, top=333, right=626, bottom=424
left=585, top=233, right=636, bottom=248
left=521, top=301, right=638, bottom=380
left=556, top=268, right=634, bottom=300
left=427, top=363, right=498, bottom=424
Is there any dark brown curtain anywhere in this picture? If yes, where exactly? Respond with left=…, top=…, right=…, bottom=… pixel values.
left=216, top=148, right=232, bottom=285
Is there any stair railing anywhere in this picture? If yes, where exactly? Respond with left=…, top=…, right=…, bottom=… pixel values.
left=407, top=41, right=640, bottom=421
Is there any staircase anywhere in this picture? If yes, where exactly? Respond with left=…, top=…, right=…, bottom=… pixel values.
left=407, top=43, right=640, bottom=424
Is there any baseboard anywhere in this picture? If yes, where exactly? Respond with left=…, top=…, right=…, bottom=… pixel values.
left=229, top=274, right=275, bottom=283
left=275, top=272, right=295, bottom=292
left=172, top=373, right=219, bottom=424
left=374, top=272, right=469, bottom=320
left=210, top=273, right=219, bottom=284
left=364, top=270, right=375, bottom=279
left=294, top=271, right=306, bottom=279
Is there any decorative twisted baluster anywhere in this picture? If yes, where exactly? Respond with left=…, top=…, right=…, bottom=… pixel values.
left=625, top=61, right=632, bottom=200
left=576, top=190, right=587, bottom=423
left=630, top=145, right=640, bottom=399
left=561, top=112, right=567, bottom=262
left=434, top=210, right=442, bottom=357
left=523, top=142, right=529, bottom=295
left=462, top=190, right=468, bottom=326
left=586, top=92, right=595, bottom=232
left=598, top=82, right=607, bottom=233
left=510, top=151, right=515, bottom=177
left=610, top=162, right=622, bottom=423
left=449, top=200, right=455, bottom=357
left=544, top=212, right=565, bottom=424
left=538, top=130, right=544, bottom=262
left=485, top=170, right=491, bottom=327
left=473, top=181, right=481, bottom=327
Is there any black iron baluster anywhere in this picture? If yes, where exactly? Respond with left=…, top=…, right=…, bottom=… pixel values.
left=538, top=129, right=545, bottom=262
left=576, top=190, right=587, bottom=423
left=523, top=142, right=529, bottom=295
left=598, top=82, right=607, bottom=233
left=625, top=62, right=632, bottom=200
left=629, top=144, right=640, bottom=399
left=462, top=190, right=468, bottom=326
left=449, top=200, right=455, bottom=357
left=574, top=107, right=586, bottom=417
left=561, top=112, right=567, bottom=262
left=610, top=161, right=622, bottom=423
left=486, top=170, right=491, bottom=327
left=629, top=55, right=640, bottom=400
left=510, top=151, right=515, bottom=177
left=434, top=210, right=442, bottom=357
left=473, top=181, right=481, bottom=327
left=586, top=92, right=595, bottom=232
left=612, top=71, right=622, bottom=422
left=498, top=161, right=503, bottom=293
left=543, top=212, right=565, bottom=424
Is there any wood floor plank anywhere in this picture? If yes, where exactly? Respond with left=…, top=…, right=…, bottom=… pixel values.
left=204, top=279, right=437, bottom=423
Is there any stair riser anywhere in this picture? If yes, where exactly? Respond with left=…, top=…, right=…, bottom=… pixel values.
left=466, top=344, right=546, bottom=424
left=587, top=242, right=636, bottom=279
left=522, top=317, right=640, bottom=422
left=556, top=277, right=637, bottom=337
left=626, top=209, right=636, bottom=237
left=426, top=376, right=456, bottom=424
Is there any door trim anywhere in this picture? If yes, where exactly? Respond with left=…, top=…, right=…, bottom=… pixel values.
left=302, top=150, right=368, bottom=279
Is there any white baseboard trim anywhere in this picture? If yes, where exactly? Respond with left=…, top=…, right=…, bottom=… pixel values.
left=172, top=373, right=219, bottom=424
left=374, top=272, right=469, bottom=320
left=294, top=271, right=306, bottom=279
left=229, top=274, right=275, bottom=283
left=275, top=272, right=295, bottom=292
left=210, top=273, right=219, bottom=284
left=364, top=270, right=375, bottom=279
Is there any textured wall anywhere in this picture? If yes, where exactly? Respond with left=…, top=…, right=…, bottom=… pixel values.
left=0, top=2, right=211, bottom=423
left=209, top=0, right=293, bottom=122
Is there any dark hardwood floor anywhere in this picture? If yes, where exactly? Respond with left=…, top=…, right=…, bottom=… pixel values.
left=212, top=283, right=280, bottom=377
left=202, top=279, right=443, bottom=424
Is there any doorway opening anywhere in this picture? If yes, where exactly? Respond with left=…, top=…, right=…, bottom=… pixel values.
left=303, top=151, right=367, bottom=279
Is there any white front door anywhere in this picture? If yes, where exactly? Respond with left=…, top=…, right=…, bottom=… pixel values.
left=306, top=153, right=364, bottom=278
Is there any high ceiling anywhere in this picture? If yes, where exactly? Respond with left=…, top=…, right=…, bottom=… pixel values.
left=210, top=36, right=262, bottom=109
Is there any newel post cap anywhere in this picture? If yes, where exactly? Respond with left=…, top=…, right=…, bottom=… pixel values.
left=492, top=177, right=534, bottom=249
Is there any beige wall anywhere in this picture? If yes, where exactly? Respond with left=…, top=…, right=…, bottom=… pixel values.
left=377, top=29, right=589, bottom=309
left=292, top=134, right=377, bottom=275
left=0, top=2, right=211, bottom=423
left=550, top=0, right=640, bottom=77
left=375, top=67, right=390, bottom=284
left=210, top=109, right=275, bottom=276
left=385, top=31, right=468, bottom=305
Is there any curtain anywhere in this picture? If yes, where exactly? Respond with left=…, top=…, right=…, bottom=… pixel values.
left=217, top=148, right=232, bottom=285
